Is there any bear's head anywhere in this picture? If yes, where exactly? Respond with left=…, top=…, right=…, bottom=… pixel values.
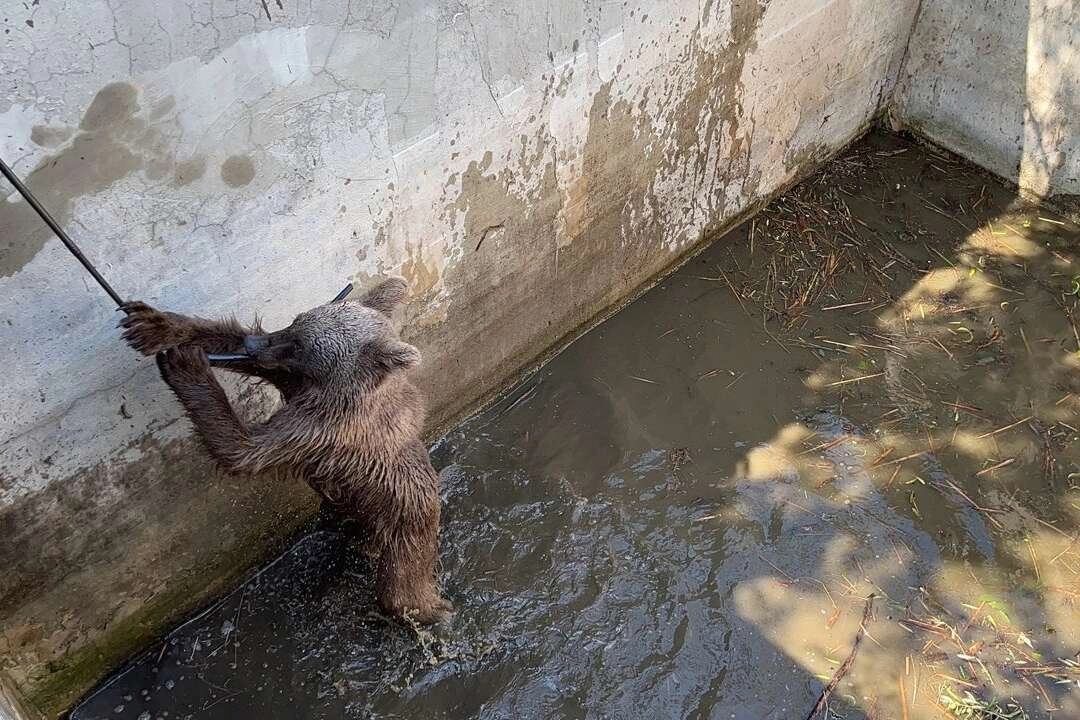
left=241, top=277, right=420, bottom=387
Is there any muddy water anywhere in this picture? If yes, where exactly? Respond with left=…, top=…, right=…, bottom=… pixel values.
left=73, top=132, right=1080, bottom=719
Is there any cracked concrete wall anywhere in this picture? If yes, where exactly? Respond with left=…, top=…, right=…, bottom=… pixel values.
left=893, top=0, right=1079, bottom=203
left=0, top=0, right=919, bottom=715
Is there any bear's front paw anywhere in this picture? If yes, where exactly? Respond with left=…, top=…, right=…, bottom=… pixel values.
left=120, top=301, right=192, bottom=355
left=155, top=345, right=211, bottom=386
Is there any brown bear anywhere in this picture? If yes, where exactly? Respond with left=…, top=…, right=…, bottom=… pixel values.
left=120, top=278, right=452, bottom=624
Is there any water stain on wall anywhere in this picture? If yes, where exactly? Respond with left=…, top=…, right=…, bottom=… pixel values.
left=149, top=96, right=177, bottom=120
left=783, top=140, right=831, bottom=175
left=413, top=125, right=561, bottom=386
left=173, top=157, right=207, bottom=186
left=0, top=82, right=205, bottom=277
left=220, top=155, right=255, bottom=188
left=450, top=137, right=561, bottom=262
left=400, top=243, right=441, bottom=307
left=29, top=125, right=73, bottom=148
left=79, top=83, right=139, bottom=132
left=0, top=84, right=140, bottom=277
left=562, top=0, right=767, bottom=263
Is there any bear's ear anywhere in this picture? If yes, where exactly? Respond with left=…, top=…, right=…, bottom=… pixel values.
left=376, top=339, right=421, bottom=370
left=360, top=277, right=408, bottom=314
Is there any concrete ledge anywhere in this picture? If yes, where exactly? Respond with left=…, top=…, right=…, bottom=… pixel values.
left=1, top=673, right=36, bottom=720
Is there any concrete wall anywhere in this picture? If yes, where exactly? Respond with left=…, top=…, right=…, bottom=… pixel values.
left=894, top=0, right=1079, bottom=202
left=0, top=0, right=918, bottom=715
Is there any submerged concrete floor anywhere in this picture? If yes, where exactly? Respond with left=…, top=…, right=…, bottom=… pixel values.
left=72, top=132, right=1080, bottom=719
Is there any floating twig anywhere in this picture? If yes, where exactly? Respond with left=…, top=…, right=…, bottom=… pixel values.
left=939, top=478, right=1005, bottom=529
left=725, top=372, right=746, bottom=389
left=976, top=416, right=1034, bottom=439
left=821, top=300, right=873, bottom=311
left=886, top=449, right=930, bottom=466
left=975, top=457, right=1015, bottom=476
left=805, top=595, right=875, bottom=720
left=826, top=372, right=885, bottom=387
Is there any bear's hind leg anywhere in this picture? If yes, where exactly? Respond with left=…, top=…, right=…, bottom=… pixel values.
left=375, top=526, right=452, bottom=625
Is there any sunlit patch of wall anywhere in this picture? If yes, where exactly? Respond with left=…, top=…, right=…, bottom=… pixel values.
left=894, top=0, right=1080, bottom=205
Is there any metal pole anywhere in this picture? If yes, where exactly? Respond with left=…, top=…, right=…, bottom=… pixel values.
left=332, top=282, right=354, bottom=302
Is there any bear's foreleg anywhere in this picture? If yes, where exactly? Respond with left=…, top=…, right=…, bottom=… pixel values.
left=156, top=346, right=298, bottom=475
left=122, top=302, right=294, bottom=390
left=121, top=301, right=256, bottom=355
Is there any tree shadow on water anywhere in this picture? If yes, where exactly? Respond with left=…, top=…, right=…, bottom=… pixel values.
left=699, top=130, right=1080, bottom=718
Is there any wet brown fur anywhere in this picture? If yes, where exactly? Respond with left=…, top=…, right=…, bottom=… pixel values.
left=120, top=278, right=452, bottom=623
